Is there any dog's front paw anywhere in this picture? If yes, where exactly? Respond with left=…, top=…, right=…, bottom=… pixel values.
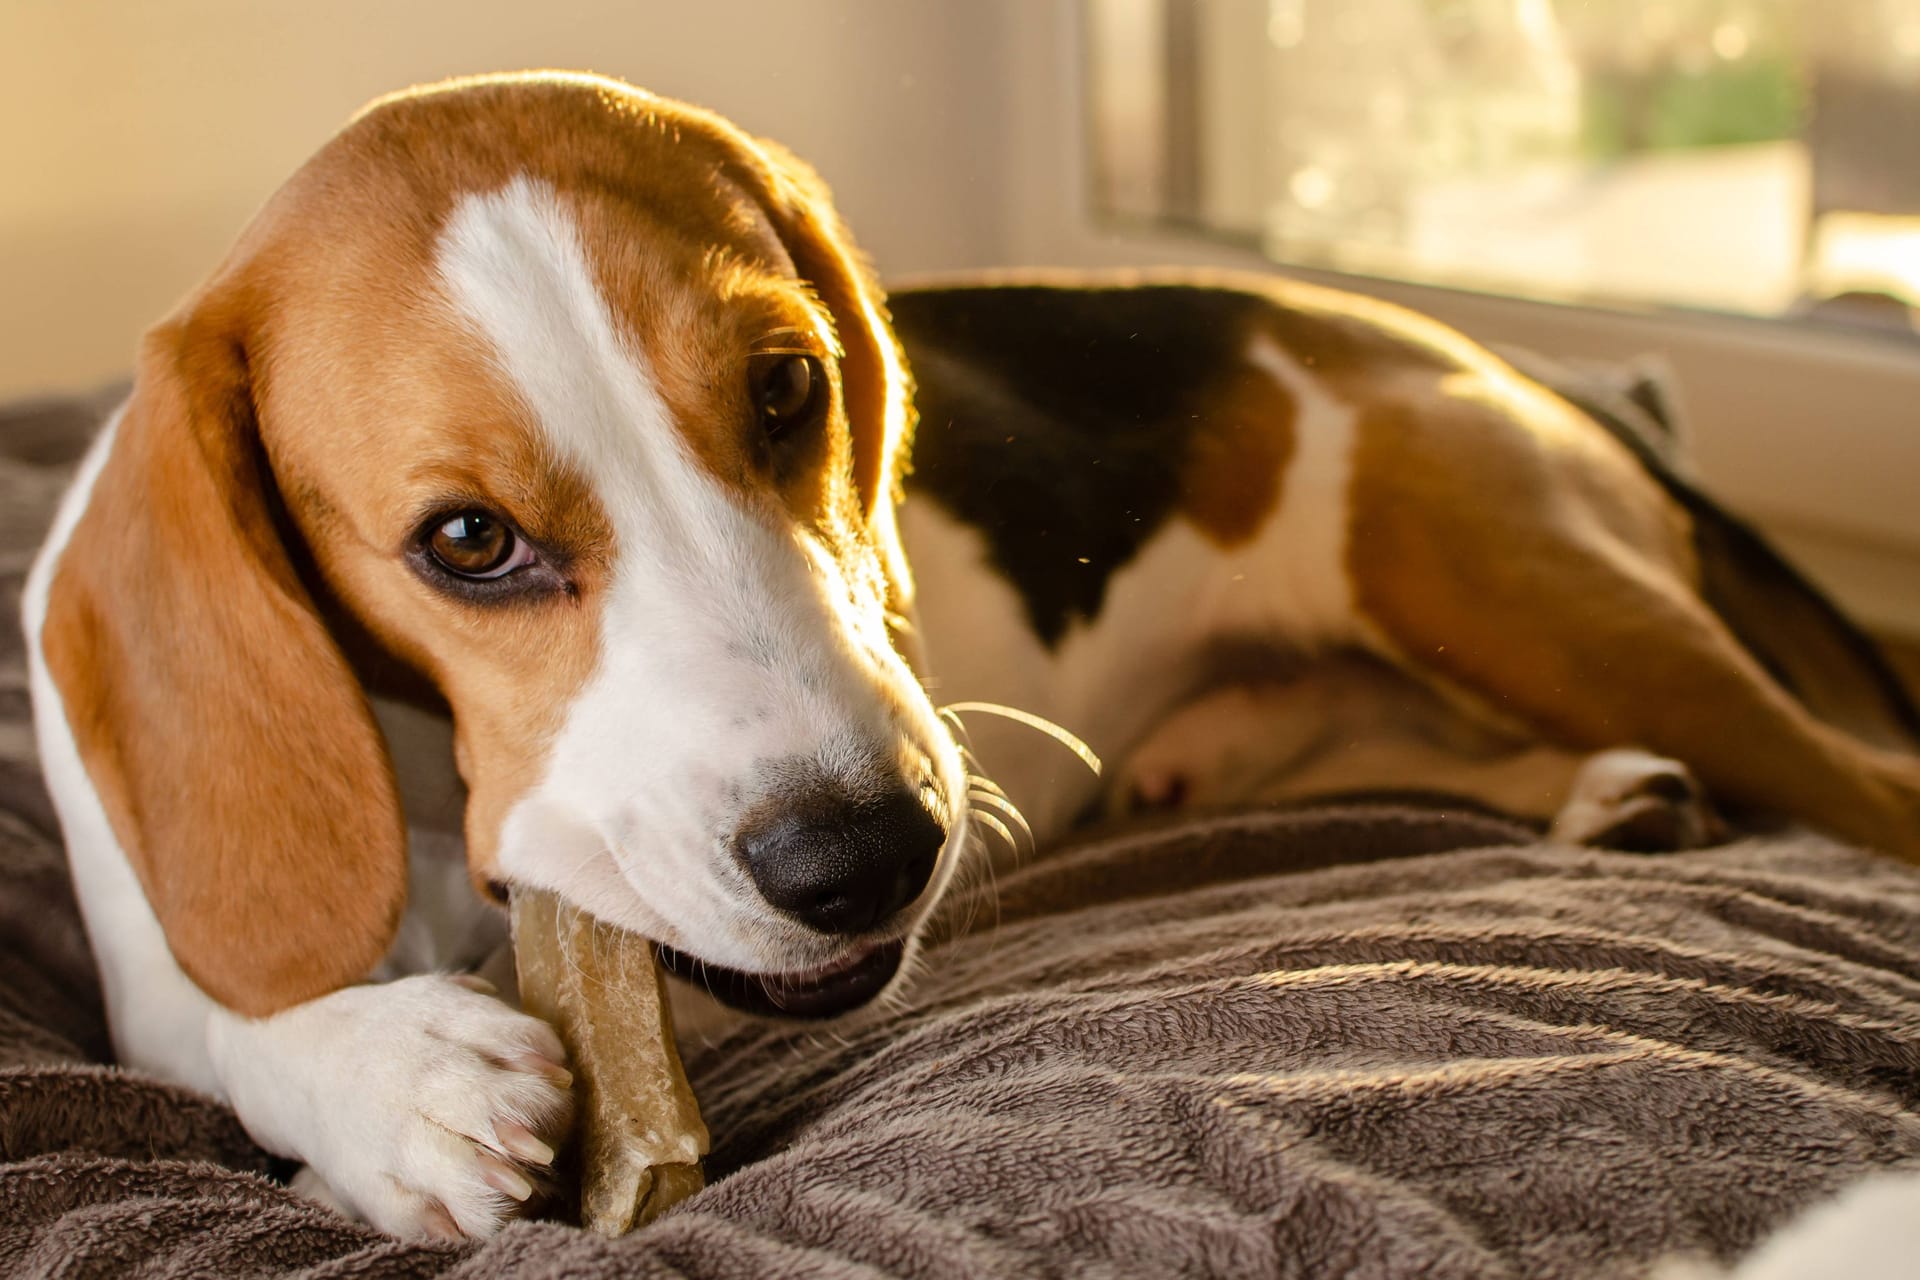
left=212, top=973, right=573, bottom=1240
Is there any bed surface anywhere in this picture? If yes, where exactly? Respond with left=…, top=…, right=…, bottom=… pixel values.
left=4, top=391, right=1920, bottom=1279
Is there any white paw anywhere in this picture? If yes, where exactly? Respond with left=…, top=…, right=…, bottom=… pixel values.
left=288, top=1164, right=354, bottom=1216
left=1551, top=748, right=1721, bottom=852
left=212, top=973, right=573, bottom=1240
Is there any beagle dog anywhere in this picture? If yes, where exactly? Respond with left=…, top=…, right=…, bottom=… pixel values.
left=23, top=72, right=1920, bottom=1240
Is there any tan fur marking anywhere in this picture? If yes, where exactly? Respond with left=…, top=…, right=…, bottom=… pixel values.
left=1345, top=385, right=1920, bottom=860
left=1177, top=359, right=1297, bottom=548
left=264, top=332, right=613, bottom=886
left=43, top=309, right=408, bottom=1017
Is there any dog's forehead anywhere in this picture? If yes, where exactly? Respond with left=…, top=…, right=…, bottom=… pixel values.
left=250, top=79, right=810, bottom=357
left=253, top=82, right=834, bottom=528
left=433, top=175, right=690, bottom=495
left=425, top=173, right=842, bottom=523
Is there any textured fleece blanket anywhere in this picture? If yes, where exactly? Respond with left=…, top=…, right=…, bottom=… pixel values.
left=5, top=392, right=1920, bottom=1279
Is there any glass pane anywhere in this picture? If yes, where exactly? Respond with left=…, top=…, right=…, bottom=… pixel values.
left=1085, top=0, right=1920, bottom=329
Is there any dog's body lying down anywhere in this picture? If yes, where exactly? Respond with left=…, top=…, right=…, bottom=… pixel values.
left=890, top=280, right=1920, bottom=851
left=22, top=73, right=1920, bottom=1239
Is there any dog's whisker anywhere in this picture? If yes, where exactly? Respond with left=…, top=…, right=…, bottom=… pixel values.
left=968, top=807, right=1017, bottom=859
left=966, top=771, right=1010, bottom=799
left=965, top=765, right=1034, bottom=853
left=939, top=701, right=1101, bottom=777
left=968, top=827, right=1004, bottom=939
left=928, top=829, right=988, bottom=946
left=966, top=786, right=1021, bottom=819
left=957, top=747, right=987, bottom=783
left=967, top=773, right=1024, bottom=824
left=968, top=789, right=1033, bottom=861
left=937, top=706, right=977, bottom=754
left=939, top=823, right=1004, bottom=944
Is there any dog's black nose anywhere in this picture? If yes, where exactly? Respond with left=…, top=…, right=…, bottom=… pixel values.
left=735, top=784, right=945, bottom=935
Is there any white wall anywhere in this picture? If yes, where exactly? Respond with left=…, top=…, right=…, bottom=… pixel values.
left=0, top=0, right=1022, bottom=397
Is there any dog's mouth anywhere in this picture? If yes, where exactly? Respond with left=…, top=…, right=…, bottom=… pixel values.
left=654, top=937, right=906, bottom=1019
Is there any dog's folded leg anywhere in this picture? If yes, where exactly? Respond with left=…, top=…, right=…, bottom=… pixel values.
left=207, top=974, right=575, bottom=1240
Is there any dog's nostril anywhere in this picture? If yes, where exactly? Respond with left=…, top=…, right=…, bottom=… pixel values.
left=735, top=783, right=945, bottom=936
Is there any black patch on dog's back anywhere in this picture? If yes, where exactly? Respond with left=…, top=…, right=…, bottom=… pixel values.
left=891, top=285, right=1266, bottom=648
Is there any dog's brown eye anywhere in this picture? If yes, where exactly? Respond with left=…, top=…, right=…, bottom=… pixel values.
left=427, top=511, right=520, bottom=579
left=755, top=354, right=823, bottom=434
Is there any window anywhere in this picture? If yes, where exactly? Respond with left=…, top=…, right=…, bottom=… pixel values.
left=1088, top=0, right=1920, bottom=331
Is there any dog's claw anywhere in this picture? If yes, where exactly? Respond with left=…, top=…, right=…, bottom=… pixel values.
left=477, top=1150, right=535, bottom=1202
left=420, top=1198, right=463, bottom=1242
left=495, top=1120, right=555, bottom=1167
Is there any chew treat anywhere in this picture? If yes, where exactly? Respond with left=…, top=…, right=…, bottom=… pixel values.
left=510, top=887, right=709, bottom=1234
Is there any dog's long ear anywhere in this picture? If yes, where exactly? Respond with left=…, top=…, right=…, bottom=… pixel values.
left=39, top=291, right=406, bottom=1018
left=747, top=138, right=915, bottom=527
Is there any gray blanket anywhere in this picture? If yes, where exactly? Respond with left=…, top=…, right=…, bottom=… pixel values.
left=4, top=392, right=1920, bottom=1279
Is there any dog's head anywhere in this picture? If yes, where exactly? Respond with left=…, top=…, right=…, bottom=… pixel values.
left=39, top=73, right=968, bottom=1019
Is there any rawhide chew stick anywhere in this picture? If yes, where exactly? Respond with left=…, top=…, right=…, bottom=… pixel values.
left=510, top=887, right=709, bottom=1234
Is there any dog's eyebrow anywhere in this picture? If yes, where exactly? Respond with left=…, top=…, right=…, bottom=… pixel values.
left=750, top=324, right=829, bottom=357
left=391, top=461, right=575, bottom=549
left=400, top=490, right=507, bottom=531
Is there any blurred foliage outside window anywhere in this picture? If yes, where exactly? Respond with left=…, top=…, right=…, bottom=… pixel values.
left=1089, top=0, right=1920, bottom=331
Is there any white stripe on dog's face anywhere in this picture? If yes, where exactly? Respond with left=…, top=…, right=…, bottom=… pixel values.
left=435, top=177, right=963, bottom=969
